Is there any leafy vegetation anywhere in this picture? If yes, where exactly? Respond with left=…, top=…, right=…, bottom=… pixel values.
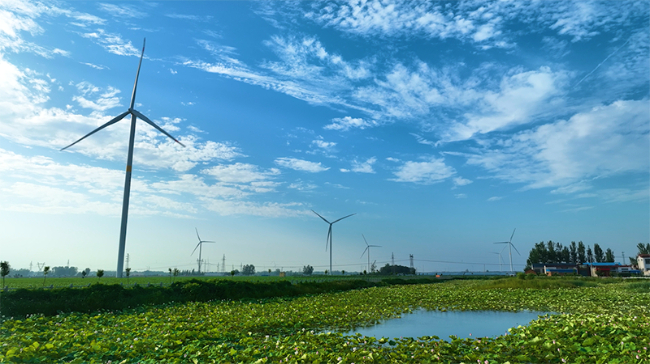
left=0, top=278, right=440, bottom=317
left=1, top=279, right=648, bottom=363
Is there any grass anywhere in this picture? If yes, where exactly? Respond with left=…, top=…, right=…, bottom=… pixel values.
left=1, top=274, right=367, bottom=289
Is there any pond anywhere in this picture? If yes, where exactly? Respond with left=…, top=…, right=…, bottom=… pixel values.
left=343, top=310, right=551, bottom=341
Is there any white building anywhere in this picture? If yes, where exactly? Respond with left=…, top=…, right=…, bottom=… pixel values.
left=637, top=254, right=650, bottom=276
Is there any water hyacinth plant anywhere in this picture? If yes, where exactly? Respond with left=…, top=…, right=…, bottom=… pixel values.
left=1, top=280, right=648, bottom=363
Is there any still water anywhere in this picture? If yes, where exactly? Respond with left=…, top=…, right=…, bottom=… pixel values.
left=344, top=310, right=550, bottom=341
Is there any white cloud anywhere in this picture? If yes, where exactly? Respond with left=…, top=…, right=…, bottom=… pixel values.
left=465, top=99, right=649, bottom=190
left=288, top=180, right=318, bottom=191
left=350, top=157, right=376, bottom=174
left=80, top=29, right=140, bottom=57
left=202, top=163, right=280, bottom=184
left=487, top=196, right=503, bottom=202
left=453, top=177, right=472, bottom=187
left=390, top=156, right=455, bottom=184
left=98, top=3, right=147, bottom=19
left=324, top=116, right=377, bottom=131
left=81, top=62, right=107, bottom=70
left=275, top=157, right=329, bottom=173
left=454, top=193, right=467, bottom=199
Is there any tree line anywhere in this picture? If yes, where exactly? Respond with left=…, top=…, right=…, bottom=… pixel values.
left=526, top=241, right=617, bottom=269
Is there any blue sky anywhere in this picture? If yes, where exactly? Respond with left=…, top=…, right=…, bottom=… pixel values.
left=0, top=0, right=648, bottom=274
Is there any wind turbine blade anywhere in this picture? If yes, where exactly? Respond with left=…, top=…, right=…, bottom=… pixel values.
left=195, top=227, right=201, bottom=241
left=369, top=245, right=381, bottom=247
left=131, top=109, right=185, bottom=147
left=201, top=241, right=216, bottom=244
left=326, top=225, right=331, bottom=251
left=511, top=243, right=521, bottom=256
left=362, top=234, right=369, bottom=247
left=494, top=242, right=509, bottom=244
left=129, top=38, right=146, bottom=109
left=361, top=246, right=369, bottom=258
left=311, top=210, right=331, bottom=224
left=332, top=213, right=355, bottom=224
left=510, top=228, right=516, bottom=243
left=191, top=242, right=201, bottom=256
left=60, top=111, right=130, bottom=151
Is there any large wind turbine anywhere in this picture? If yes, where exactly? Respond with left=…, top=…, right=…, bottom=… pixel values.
left=361, top=234, right=380, bottom=273
left=494, top=228, right=520, bottom=272
left=311, top=210, right=355, bottom=274
left=191, top=228, right=215, bottom=274
left=61, top=38, right=185, bottom=278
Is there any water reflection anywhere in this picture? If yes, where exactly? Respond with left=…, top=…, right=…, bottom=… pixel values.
left=344, top=310, right=550, bottom=341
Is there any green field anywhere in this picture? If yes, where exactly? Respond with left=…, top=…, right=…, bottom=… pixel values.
left=1, top=274, right=365, bottom=289
left=1, top=278, right=648, bottom=363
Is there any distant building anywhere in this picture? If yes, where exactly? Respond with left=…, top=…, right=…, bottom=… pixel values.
left=637, top=254, right=650, bottom=276
left=532, top=262, right=640, bottom=277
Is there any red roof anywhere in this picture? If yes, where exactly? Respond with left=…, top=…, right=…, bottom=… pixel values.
left=638, top=254, right=650, bottom=258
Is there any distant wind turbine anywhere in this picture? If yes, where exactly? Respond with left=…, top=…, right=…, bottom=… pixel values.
left=491, top=251, right=504, bottom=271
left=61, top=38, right=185, bottom=278
left=361, top=234, right=380, bottom=274
left=311, top=210, right=355, bottom=274
left=493, top=228, right=520, bottom=272
left=191, top=228, right=215, bottom=274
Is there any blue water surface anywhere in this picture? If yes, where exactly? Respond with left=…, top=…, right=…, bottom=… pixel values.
left=343, top=310, right=551, bottom=341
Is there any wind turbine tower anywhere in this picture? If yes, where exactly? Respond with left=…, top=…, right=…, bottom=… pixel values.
left=493, top=228, right=520, bottom=272
left=312, top=210, right=355, bottom=274
left=361, top=234, right=381, bottom=273
left=191, top=228, right=215, bottom=274
left=61, top=38, right=185, bottom=278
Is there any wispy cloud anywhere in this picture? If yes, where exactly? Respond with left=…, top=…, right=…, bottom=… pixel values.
left=324, top=116, right=377, bottom=131
left=80, top=29, right=140, bottom=57
left=275, top=157, right=329, bottom=172
left=464, top=99, right=650, bottom=190
left=390, top=156, right=455, bottom=184
left=98, top=3, right=147, bottom=19
left=487, top=196, right=503, bottom=202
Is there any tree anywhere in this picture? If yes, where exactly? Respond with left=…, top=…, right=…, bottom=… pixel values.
left=242, top=264, right=255, bottom=275
left=594, top=244, right=604, bottom=263
left=569, top=241, right=578, bottom=264
left=577, top=241, right=586, bottom=264
left=586, top=246, right=594, bottom=263
left=324, top=269, right=328, bottom=275
left=1, top=261, right=10, bottom=288
left=125, top=267, right=131, bottom=284
left=637, top=243, right=650, bottom=255
left=81, top=270, right=87, bottom=278
left=546, top=241, right=557, bottom=263
left=302, top=265, right=314, bottom=275
left=230, top=270, right=235, bottom=277
left=341, top=270, right=346, bottom=275
left=379, top=264, right=412, bottom=275
left=561, top=247, right=570, bottom=264
left=96, top=269, right=104, bottom=280
left=605, top=249, right=615, bottom=263
left=370, top=261, right=377, bottom=273
left=43, top=266, right=50, bottom=286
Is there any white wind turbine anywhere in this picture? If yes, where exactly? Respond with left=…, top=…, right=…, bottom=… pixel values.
left=311, top=210, right=355, bottom=275
left=191, top=228, right=215, bottom=274
left=493, top=228, right=520, bottom=272
left=491, top=251, right=504, bottom=271
left=61, top=38, right=185, bottom=278
left=361, top=234, right=381, bottom=274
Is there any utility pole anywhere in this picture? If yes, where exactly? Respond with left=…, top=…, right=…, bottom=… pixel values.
left=126, top=254, right=130, bottom=270
left=392, top=252, right=395, bottom=275
left=409, top=254, right=414, bottom=270
left=222, top=254, right=226, bottom=273
left=622, top=251, right=625, bottom=264
left=29, top=261, right=33, bottom=272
